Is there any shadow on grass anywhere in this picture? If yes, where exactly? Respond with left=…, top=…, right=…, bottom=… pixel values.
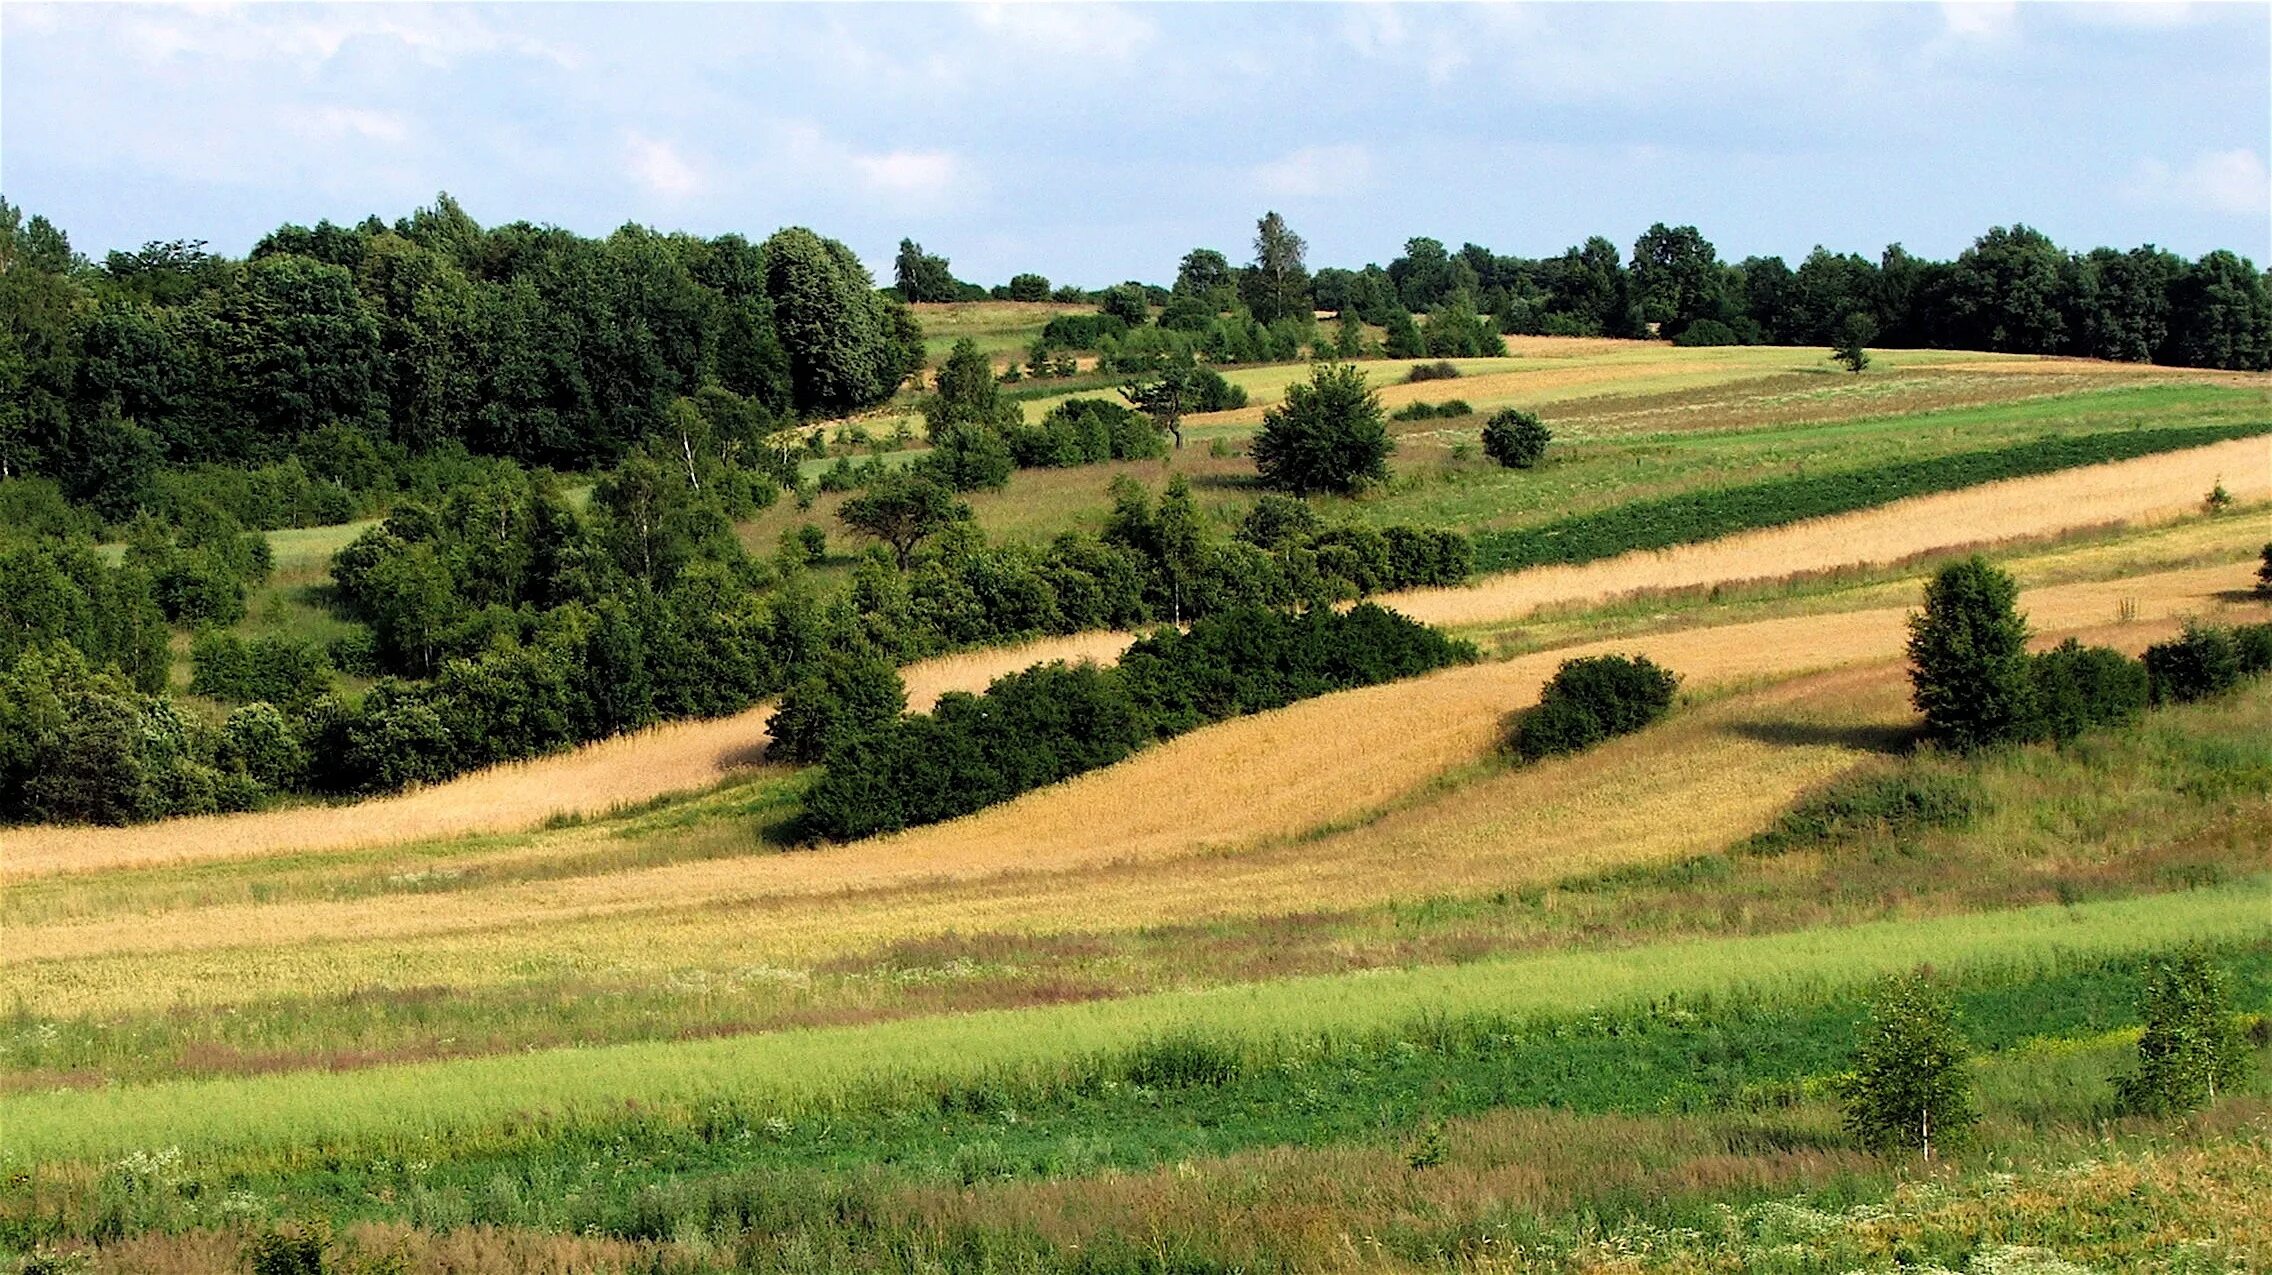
left=1722, top=717, right=1921, bottom=755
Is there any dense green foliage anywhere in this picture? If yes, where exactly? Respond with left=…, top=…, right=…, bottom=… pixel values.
left=1005, top=398, right=1165, bottom=467
left=765, top=651, right=909, bottom=766
left=1481, top=407, right=1552, bottom=469
left=1470, top=423, right=2272, bottom=572
left=1253, top=362, right=1393, bottom=495
left=2031, top=637, right=2150, bottom=742
left=2116, top=949, right=2253, bottom=1115
left=1907, top=557, right=2038, bottom=752
left=1511, top=653, right=1680, bottom=760
left=800, top=604, right=1474, bottom=839
left=2145, top=622, right=2272, bottom=705
left=1838, top=975, right=1979, bottom=1159
left=0, top=197, right=921, bottom=519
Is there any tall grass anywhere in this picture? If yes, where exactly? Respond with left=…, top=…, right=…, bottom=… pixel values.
left=6, top=885, right=2266, bottom=1166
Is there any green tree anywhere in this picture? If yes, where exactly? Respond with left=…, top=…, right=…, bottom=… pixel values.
left=1481, top=409, right=1552, bottom=469
left=2115, top=949, right=2253, bottom=1116
left=1906, top=556, right=2038, bottom=751
left=1838, top=974, right=1978, bottom=1160
left=892, top=239, right=959, bottom=303
left=2256, top=542, right=2271, bottom=597
left=1100, top=282, right=1151, bottom=328
left=1006, top=272, right=1050, bottom=302
left=1382, top=308, right=1425, bottom=359
left=1252, top=363, right=1391, bottom=495
left=839, top=469, right=968, bottom=568
left=1245, top=211, right=1311, bottom=325
left=765, top=227, right=905, bottom=416
left=768, top=651, right=908, bottom=764
left=1173, top=248, right=1237, bottom=307
left=1629, top=223, right=1726, bottom=337
left=1833, top=311, right=1876, bottom=373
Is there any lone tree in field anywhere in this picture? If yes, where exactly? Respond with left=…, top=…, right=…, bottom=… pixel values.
left=1252, top=362, right=1392, bottom=495
left=838, top=469, right=968, bottom=568
left=1906, top=556, right=2038, bottom=751
left=1481, top=408, right=1552, bottom=469
left=1120, top=352, right=1202, bottom=449
left=1834, top=311, right=1876, bottom=374
left=1839, top=973, right=1978, bottom=1161
left=2115, top=949, right=2252, bottom=1116
left=2257, top=542, right=2272, bottom=597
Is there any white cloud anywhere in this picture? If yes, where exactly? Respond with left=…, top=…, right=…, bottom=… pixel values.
left=1939, top=2, right=2018, bottom=42
left=624, top=132, right=703, bottom=199
left=968, top=3, right=1155, bottom=65
left=1253, top=144, right=1373, bottom=199
left=114, top=5, right=579, bottom=71
left=852, top=150, right=960, bottom=200
left=2122, top=149, right=2271, bottom=217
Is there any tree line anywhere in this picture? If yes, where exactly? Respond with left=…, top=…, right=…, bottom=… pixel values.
left=0, top=195, right=924, bottom=520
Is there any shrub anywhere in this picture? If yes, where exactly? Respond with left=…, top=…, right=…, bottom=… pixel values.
left=1672, top=318, right=1741, bottom=347
left=1038, top=312, right=1129, bottom=350
left=1511, top=653, right=1679, bottom=761
left=1404, top=361, right=1461, bottom=383
left=2144, top=625, right=2243, bottom=705
left=1481, top=409, right=1552, bottom=469
left=2030, top=638, right=2148, bottom=742
left=1006, top=399, right=1164, bottom=468
left=189, top=631, right=334, bottom=709
left=1906, top=557, right=2037, bottom=751
left=217, top=701, right=306, bottom=791
left=1190, top=366, right=1248, bottom=412
left=1838, top=974, right=1976, bottom=1160
left=2235, top=622, right=2272, bottom=677
left=1745, top=768, right=1985, bottom=856
left=2257, top=543, right=2271, bottom=597
left=1252, top=362, right=1393, bottom=496
left=767, top=653, right=908, bottom=765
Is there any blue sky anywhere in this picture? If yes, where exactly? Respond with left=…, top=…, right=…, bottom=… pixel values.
left=4, top=2, right=2267, bottom=285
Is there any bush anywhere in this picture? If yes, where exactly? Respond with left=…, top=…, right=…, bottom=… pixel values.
left=1038, top=312, right=1129, bottom=351
left=1404, top=361, right=1461, bottom=383
left=767, top=653, right=908, bottom=765
left=189, top=631, right=334, bottom=709
left=217, top=701, right=306, bottom=791
left=1190, top=365, right=1248, bottom=412
left=1672, top=318, right=1742, bottom=347
left=1906, top=557, right=2037, bottom=752
left=1006, top=399, right=1164, bottom=468
left=2114, top=949, right=2252, bottom=1115
left=2144, top=625, right=2243, bottom=705
left=1252, top=363, right=1393, bottom=496
left=1481, top=409, right=1552, bottom=469
left=2030, top=638, right=2148, bottom=742
left=1510, top=653, right=1678, bottom=761
left=2258, top=543, right=2272, bottom=597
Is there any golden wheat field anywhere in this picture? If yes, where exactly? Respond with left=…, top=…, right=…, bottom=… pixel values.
left=8, top=438, right=2259, bottom=883
left=11, top=558, right=2263, bottom=1018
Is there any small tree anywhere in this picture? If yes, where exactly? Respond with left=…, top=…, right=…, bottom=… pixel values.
left=1906, top=556, right=2038, bottom=751
left=1834, top=311, right=1876, bottom=373
left=1839, top=974, right=1978, bottom=1160
left=2255, top=542, right=2271, bottom=597
left=1481, top=409, right=1552, bottom=469
left=1006, top=272, right=1051, bottom=302
left=1121, top=354, right=1201, bottom=449
left=1252, top=362, right=1393, bottom=496
left=838, top=470, right=968, bottom=568
left=768, top=652, right=908, bottom=765
left=2115, top=949, right=2252, bottom=1116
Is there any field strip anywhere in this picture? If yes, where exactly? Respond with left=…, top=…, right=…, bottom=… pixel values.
left=7, top=563, right=2261, bottom=982
left=3, top=436, right=2264, bottom=880
left=5, top=885, right=2264, bottom=1166
left=1387, top=434, right=2270, bottom=627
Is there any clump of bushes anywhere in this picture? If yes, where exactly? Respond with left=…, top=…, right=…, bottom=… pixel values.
left=1006, top=399, right=1165, bottom=468
left=189, top=632, right=335, bottom=710
left=1038, top=312, right=1130, bottom=351
left=1404, top=361, right=1461, bottom=383
left=1482, top=409, right=1552, bottom=469
left=2256, top=542, right=2271, bottom=597
left=799, top=604, right=1475, bottom=840
left=2145, top=623, right=2272, bottom=705
left=1390, top=400, right=1473, bottom=422
left=1511, top=653, right=1679, bottom=761
left=767, top=652, right=908, bottom=765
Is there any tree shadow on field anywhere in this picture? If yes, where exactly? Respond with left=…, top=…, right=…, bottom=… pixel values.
left=1721, top=717, right=1920, bottom=755
left=2210, top=588, right=2271, bottom=607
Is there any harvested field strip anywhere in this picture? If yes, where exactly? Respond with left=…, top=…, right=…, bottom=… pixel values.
left=1468, top=424, right=2272, bottom=572
left=0, top=631, right=1135, bottom=880
left=6, top=885, right=2267, bottom=1165
left=7, top=562, right=2261, bottom=1012
left=1534, top=371, right=2239, bottom=438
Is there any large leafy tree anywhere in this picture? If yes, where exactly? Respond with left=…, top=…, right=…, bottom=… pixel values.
left=1628, top=223, right=1727, bottom=338
left=1252, top=362, right=1391, bottom=495
left=838, top=469, right=969, bottom=568
left=764, top=227, right=913, bottom=417
left=892, top=239, right=959, bottom=303
left=1936, top=224, right=2071, bottom=354
left=1906, top=556, right=2037, bottom=751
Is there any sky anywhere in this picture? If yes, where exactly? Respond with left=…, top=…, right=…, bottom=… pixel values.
left=3, top=2, right=2268, bottom=286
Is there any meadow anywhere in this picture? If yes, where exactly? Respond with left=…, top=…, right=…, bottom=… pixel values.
left=6, top=333, right=2272, bottom=1274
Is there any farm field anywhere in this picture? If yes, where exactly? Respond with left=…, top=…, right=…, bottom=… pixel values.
left=8, top=341, right=2272, bottom=1273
